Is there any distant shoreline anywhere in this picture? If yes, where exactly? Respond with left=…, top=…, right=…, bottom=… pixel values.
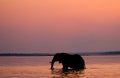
left=0, top=53, right=54, bottom=56
left=0, top=51, right=120, bottom=56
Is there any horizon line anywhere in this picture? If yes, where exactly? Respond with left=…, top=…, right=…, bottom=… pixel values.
left=0, top=51, right=120, bottom=56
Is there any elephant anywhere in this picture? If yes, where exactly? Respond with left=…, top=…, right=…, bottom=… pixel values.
left=50, top=53, right=85, bottom=72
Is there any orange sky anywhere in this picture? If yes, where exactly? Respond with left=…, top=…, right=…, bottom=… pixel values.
left=0, top=0, right=120, bottom=53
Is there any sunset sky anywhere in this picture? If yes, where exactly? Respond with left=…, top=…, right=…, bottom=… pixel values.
left=0, top=0, right=120, bottom=53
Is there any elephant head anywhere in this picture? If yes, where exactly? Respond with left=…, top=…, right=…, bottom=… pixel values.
left=50, top=53, right=63, bottom=70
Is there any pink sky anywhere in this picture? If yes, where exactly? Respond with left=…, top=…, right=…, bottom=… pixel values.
left=0, top=0, right=120, bottom=53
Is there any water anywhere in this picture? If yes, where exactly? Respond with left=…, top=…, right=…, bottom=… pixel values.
left=0, top=55, right=120, bottom=78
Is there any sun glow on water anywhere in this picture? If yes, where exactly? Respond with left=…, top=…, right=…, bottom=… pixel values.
left=0, top=55, right=120, bottom=78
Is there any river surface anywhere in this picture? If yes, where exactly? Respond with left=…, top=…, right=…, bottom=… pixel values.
left=0, top=55, right=120, bottom=78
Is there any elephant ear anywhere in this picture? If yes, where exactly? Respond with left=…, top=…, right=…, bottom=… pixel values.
left=56, top=53, right=63, bottom=61
left=58, top=53, right=69, bottom=63
left=55, top=53, right=65, bottom=63
left=52, top=53, right=61, bottom=61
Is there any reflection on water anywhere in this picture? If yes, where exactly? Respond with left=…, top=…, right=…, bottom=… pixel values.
left=0, top=55, right=120, bottom=78
left=51, top=69, right=85, bottom=78
left=51, top=69, right=63, bottom=75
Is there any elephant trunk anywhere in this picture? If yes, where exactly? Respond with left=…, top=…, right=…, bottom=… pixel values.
left=50, top=60, right=55, bottom=70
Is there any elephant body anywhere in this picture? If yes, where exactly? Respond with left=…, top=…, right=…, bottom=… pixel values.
left=51, top=53, right=85, bottom=72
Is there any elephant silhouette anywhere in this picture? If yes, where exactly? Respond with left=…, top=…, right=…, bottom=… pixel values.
left=50, top=53, right=85, bottom=72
